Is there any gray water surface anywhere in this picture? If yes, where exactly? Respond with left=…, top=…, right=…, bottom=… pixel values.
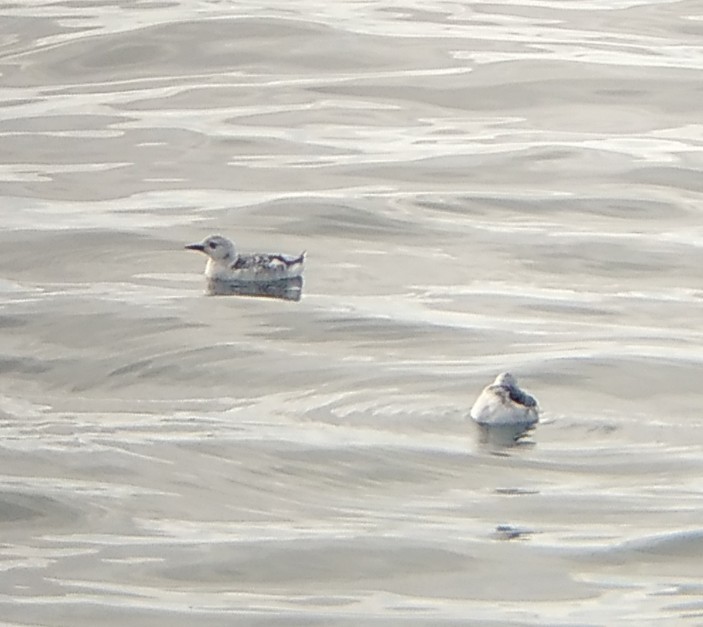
left=1, top=1, right=702, bottom=624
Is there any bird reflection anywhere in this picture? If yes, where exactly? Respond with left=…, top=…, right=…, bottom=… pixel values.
left=206, top=276, right=303, bottom=302
left=474, top=421, right=536, bottom=451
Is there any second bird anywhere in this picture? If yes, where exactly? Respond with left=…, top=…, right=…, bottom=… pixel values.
left=470, top=372, right=539, bottom=427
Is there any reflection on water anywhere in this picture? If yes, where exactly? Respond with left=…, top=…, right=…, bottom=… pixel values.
left=206, top=276, right=303, bottom=301
left=474, top=421, right=537, bottom=450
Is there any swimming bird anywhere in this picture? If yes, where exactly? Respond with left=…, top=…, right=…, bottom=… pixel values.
left=185, top=234, right=305, bottom=282
left=470, top=372, right=539, bottom=426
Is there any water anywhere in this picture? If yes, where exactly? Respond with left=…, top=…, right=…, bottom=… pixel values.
left=1, top=1, right=702, bottom=624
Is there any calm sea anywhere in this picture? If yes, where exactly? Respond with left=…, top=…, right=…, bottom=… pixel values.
left=1, top=1, right=702, bottom=624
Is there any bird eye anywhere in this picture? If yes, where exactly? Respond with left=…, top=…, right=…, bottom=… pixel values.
left=208, top=242, right=217, bottom=249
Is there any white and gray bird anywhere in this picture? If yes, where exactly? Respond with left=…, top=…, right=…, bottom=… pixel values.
left=470, top=372, right=539, bottom=426
left=186, top=234, right=305, bottom=282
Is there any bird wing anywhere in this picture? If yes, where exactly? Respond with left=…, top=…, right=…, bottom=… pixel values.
left=231, top=253, right=304, bottom=271
left=505, top=386, right=538, bottom=408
